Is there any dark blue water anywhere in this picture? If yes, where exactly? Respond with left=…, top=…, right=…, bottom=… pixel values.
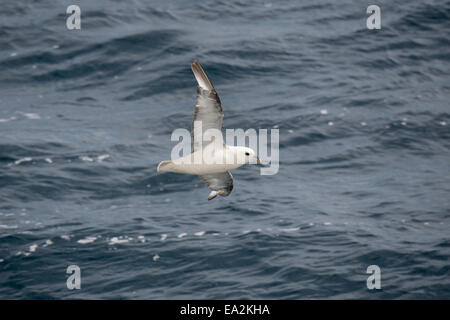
left=0, top=0, right=449, bottom=299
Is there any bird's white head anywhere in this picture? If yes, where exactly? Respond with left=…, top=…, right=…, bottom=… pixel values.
left=233, top=146, right=262, bottom=165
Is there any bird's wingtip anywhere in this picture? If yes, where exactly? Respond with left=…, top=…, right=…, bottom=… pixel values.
left=207, top=191, right=218, bottom=200
left=191, top=60, right=214, bottom=91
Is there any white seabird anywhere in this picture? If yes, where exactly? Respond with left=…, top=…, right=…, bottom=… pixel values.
left=157, top=60, right=261, bottom=200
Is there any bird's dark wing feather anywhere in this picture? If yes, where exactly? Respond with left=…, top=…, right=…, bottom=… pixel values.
left=199, top=171, right=233, bottom=200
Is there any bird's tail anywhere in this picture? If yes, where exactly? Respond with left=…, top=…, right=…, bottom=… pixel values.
left=157, top=160, right=174, bottom=172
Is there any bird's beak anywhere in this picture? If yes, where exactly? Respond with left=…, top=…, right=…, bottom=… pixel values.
left=256, top=157, right=262, bottom=165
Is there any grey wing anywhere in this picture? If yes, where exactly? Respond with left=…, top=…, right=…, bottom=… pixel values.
left=199, top=171, right=233, bottom=200
left=191, top=60, right=224, bottom=152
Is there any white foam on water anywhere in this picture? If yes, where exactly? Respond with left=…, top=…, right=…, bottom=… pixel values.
left=194, top=231, right=205, bottom=237
left=10, top=52, right=17, bottom=57
left=361, top=122, right=367, bottom=126
left=97, top=154, right=110, bottom=162
left=281, top=227, right=300, bottom=232
left=77, top=236, right=97, bottom=244
left=177, top=233, right=187, bottom=239
left=160, top=234, right=167, bottom=241
left=16, top=251, right=31, bottom=257
left=29, top=244, right=38, bottom=252
left=23, top=113, right=41, bottom=119
left=0, top=259, right=4, bottom=263
left=328, top=121, right=334, bottom=126
left=153, top=254, right=160, bottom=262
left=0, top=116, right=16, bottom=122
left=60, top=235, right=71, bottom=240
left=439, top=121, right=447, bottom=126
left=43, top=239, right=53, bottom=247
left=108, top=236, right=131, bottom=245
left=138, top=235, right=146, bottom=243
left=0, top=224, right=18, bottom=229
left=323, top=222, right=332, bottom=226
left=14, top=157, right=32, bottom=165
left=320, top=109, right=328, bottom=115
left=80, top=156, right=94, bottom=162
left=45, top=158, right=53, bottom=164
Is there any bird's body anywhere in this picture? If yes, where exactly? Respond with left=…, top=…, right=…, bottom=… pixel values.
left=157, top=60, right=260, bottom=200
left=158, top=145, right=251, bottom=175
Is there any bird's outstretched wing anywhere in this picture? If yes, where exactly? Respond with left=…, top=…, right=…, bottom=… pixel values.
left=191, top=60, right=224, bottom=152
left=199, top=171, right=233, bottom=200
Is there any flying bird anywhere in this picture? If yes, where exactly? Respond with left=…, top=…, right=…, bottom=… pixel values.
left=157, top=60, right=261, bottom=200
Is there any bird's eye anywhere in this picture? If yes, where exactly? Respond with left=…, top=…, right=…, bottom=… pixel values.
left=245, top=152, right=250, bottom=156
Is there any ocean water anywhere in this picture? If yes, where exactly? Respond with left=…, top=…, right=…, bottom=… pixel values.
left=0, top=0, right=449, bottom=299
